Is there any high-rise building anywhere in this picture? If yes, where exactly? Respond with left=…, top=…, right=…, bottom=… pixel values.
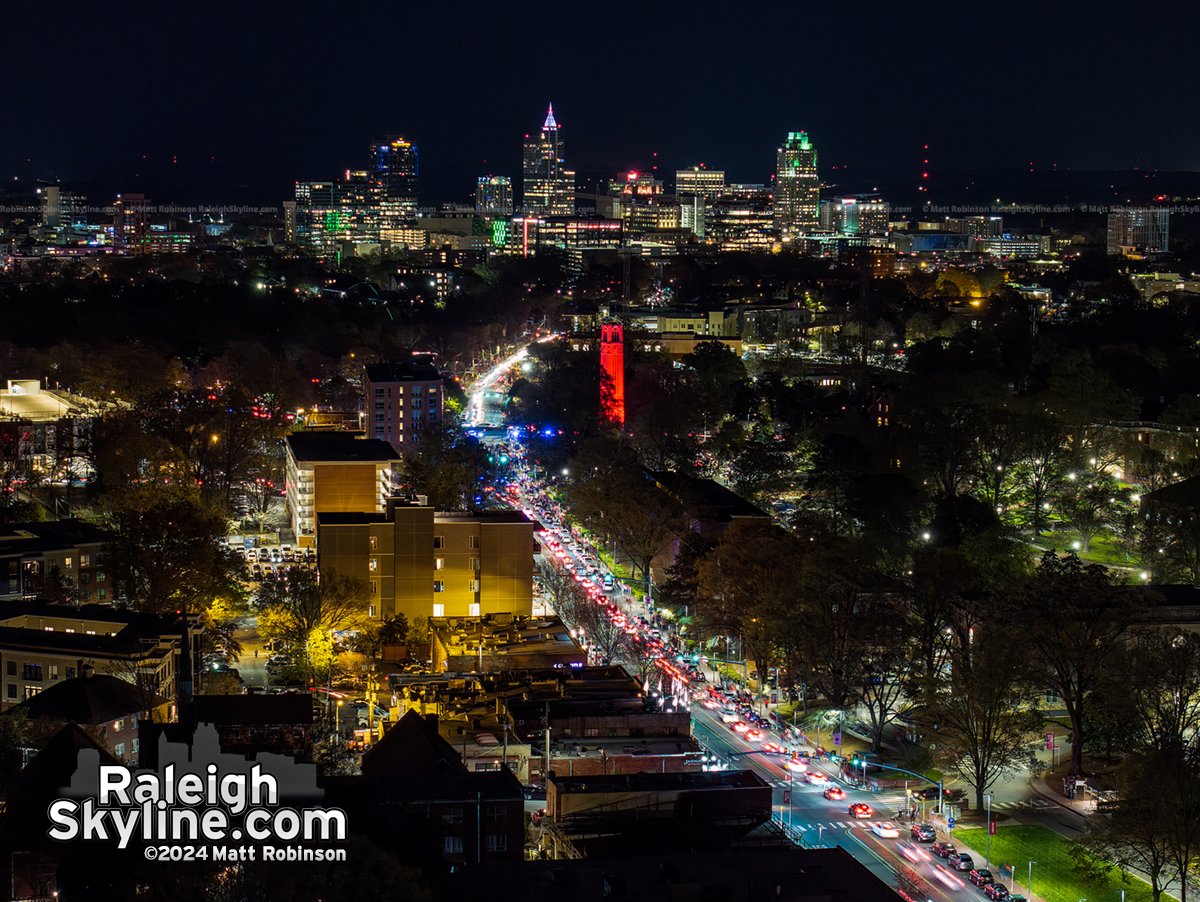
left=475, top=176, right=514, bottom=214
left=293, top=176, right=381, bottom=256
left=522, top=105, right=575, bottom=215
left=707, top=185, right=775, bottom=251
left=1107, top=208, right=1170, bottom=256
left=773, top=132, right=819, bottom=234
left=370, top=136, right=419, bottom=215
left=675, top=167, right=725, bottom=199
left=821, top=195, right=890, bottom=236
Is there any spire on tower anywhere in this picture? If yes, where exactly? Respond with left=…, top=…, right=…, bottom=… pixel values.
left=543, top=104, right=559, bottom=130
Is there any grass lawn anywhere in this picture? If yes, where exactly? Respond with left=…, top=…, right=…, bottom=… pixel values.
left=953, top=825, right=1161, bottom=902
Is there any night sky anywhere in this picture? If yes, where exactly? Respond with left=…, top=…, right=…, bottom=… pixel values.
left=7, top=0, right=1199, bottom=206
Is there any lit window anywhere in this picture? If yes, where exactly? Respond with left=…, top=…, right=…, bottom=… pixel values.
left=434, top=558, right=444, bottom=570
left=434, top=581, right=444, bottom=593
left=444, top=836, right=462, bottom=853
left=115, top=743, right=125, bottom=757
left=433, top=603, right=445, bottom=616
left=369, top=559, right=378, bottom=572
left=469, top=603, right=480, bottom=616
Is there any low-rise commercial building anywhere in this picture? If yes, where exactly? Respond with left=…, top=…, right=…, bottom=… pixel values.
left=0, top=520, right=113, bottom=602
left=430, top=614, right=581, bottom=672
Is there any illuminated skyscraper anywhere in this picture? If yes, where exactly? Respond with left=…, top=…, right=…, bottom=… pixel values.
left=522, top=105, right=574, bottom=215
left=370, top=136, right=419, bottom=238
left=475, top=176, right=514, bottom=214
left=773, top=131, right=819, bottom=234
left=1107, top=208, right=1170, bottom=256
left=675, top=167, right=725, bottom=199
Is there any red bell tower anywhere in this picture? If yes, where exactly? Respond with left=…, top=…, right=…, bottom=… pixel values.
left=600, top=323, right=625, bottom=426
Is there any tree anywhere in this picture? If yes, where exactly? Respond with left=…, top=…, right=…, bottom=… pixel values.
left=103, top=485, right=244, bottom=613
left=255, top=568, right=370, bottom=678
left=1123, top=628, right=1200, bottom=753
left=919, top=626, right=1044, bottom=813
left=1054, top=472, right=1130, bottom=552
left=680, top=340, right=747, bottom=417
left=1015, top=552, right=1144, bottom=774
left=1073, top=748, right=1200, bottom=902
left=402, top=421, right=495, bottom=512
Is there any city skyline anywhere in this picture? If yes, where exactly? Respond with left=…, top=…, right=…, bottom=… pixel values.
left=5, top=0, right=1200, bottom=207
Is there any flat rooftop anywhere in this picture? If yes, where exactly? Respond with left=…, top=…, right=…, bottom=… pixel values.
left=285, top=431, right=399, bottom=463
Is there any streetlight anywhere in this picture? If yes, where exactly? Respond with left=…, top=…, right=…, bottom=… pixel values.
left=1029, top=861, right=1036, bottom=898
left=986, top=791, right=994, bottom=868
left=818, top=825, right=824, bottom=848
left=336, top=699, right=343, bottom=743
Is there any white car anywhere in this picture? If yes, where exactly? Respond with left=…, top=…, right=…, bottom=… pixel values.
left=871, top=822, right=900, bottom=838
left=785, top=758, right=808, bottom=773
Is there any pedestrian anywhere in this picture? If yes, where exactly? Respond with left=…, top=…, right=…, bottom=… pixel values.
left=254, top=649, right=258, bottom=659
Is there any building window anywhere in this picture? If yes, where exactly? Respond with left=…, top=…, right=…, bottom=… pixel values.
left=469, top=603, right=480, bottom=616
left=434, top=536, right=444, bottom=549
left=113, top=719, right=124, bottom=732
left=432, top=603, right=445, bottom=617
left=98, top=588, right=106, bottom=600
left=368, top=604, right=377, bottom=618
left=369, top=559, right=378, bottom=572
left=486, top=805, right=507, bottom=823
left=65, top=667, right=76, bottom=679
left=22, top=663, right=42, bottom=682
left=81, top=554, right=90, bottom=567
left=49, top=665, right=59, bottom=681
left=133, top=738, right=139, bottom=754
left=486, top=835, right=507, bottom=852
left=434, top=558, right=444, bottom=570
left=114, top=743, right=126, bottom=757
left=81, top=572, right=90, bottom=584
left=23, top=686, right=39, bottom=699
left=64, top=557, right=72, bottom=569
left=5, top=661, right=14, bottom=677
left=585, top=728, right=600, bottom=738
left=441, top=808, right=463, bottom=825
left=369, top=536, right=377, bottom=550
left=469, top=536, right=480, bottom=549
left=97, top=572, right=106, bottom=582
left=443, top=836, right=463, bottom=854
left=470, top=557, right=480, bottom=571
left=4, top=685, right=13, bottom=699
left=434, top=581, right=444, bottom=593
left=375, top=401, right=384, bottom=410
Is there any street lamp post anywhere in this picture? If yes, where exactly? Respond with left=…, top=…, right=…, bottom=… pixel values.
left=1029, top=861, right=1036, bottom=899
left=986, top=791, right=994, bottom=868
left=818, top=825, right=824, bottom=848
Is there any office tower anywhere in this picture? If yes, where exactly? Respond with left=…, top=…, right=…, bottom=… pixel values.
left=41, top=186, right=87, bottom=231
left=370, top=136, right=419, bottom=214
left=946, top=215, right=1003, bottom=238
left=294, top=174, right=380, bottom=256
left=522, top=104, right=575, bottom=215
left=773, top=131, right=819, bottom=234
left=675, top=167, right=725, bottom=199
left=112, top=194, right=148, bottom=252
left=475, top=176, right=514, bottom=214
left=821, top=195, right=891, bottom=236
left=1107, top=208, right=1170, bottom=256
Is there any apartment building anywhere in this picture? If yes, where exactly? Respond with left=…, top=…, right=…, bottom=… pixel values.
left=284, top=431, right=400, bottom=548
left=317, top=500, right=534, bottom=622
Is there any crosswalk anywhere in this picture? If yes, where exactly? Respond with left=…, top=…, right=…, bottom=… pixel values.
left=768, top=781, right=1062, bottom=815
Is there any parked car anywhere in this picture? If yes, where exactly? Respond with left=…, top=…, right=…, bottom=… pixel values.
left=968, top=869, right=994, bottom=887
left=948, top=850, right=975, bottom=871
left=910, top=823, right=936, bottom=842
left=931, top=842, right=956, bottom=859
left=522, top=785, right=546, bottom=801
left=983, top=886, right=1011, bottom=901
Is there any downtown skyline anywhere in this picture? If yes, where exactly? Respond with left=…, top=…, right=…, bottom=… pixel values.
left=5, top=0, right=1200, bottom=208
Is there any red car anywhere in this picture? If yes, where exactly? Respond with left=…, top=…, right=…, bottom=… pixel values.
left=848, top=803, right=873, bottom=819
left=823, top=786, right=846, bottom=801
